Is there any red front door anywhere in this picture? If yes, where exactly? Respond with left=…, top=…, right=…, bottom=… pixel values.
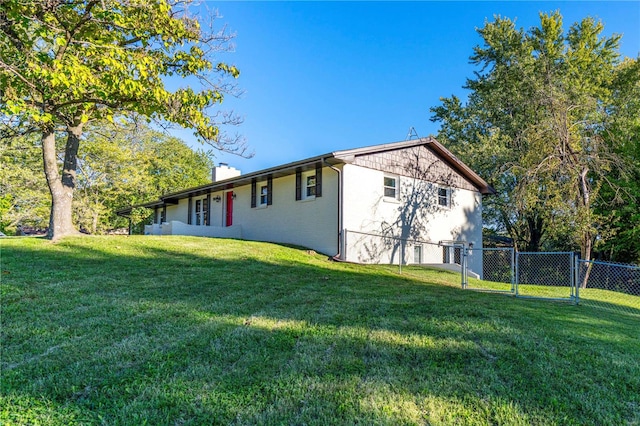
left=225, top=192, right=233, bottom=227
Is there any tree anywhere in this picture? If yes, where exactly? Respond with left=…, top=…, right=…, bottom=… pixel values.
left=1, top=120, right=214, bottom=235
left=0, top=135, right=50, bottom=234
left=594, top=58, right=640, bottom=263
left=431, top=11, right=634, bottom=262
left=74, top=120, right=214, bottom=234
left=0, top=0, right=246, bottom=240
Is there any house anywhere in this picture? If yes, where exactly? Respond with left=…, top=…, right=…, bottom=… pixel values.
left=117, top=137, right=494, bottom=276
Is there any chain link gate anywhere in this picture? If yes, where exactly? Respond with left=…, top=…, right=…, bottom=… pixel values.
left=462, top=250, right=578, bottom=302
left=515, top=252, right=577, bottom=302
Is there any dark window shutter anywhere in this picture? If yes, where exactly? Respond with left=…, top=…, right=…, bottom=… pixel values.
left=187, top=196, right=193, bottom=225
left=267, top=175, right=273, bottom=205
left=154, top=207, right=159, bottom=224
left=315, top=163, right=322, bottom=197
left=251, top=178, right=257, bottom=208
left=295, top=168, right=302, bottom=200
left=162, top=206, right=167, bottom=223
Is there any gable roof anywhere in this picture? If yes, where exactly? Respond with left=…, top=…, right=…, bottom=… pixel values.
left=117, top=137, right=494, bottom=216
left=333, top=137, right=494, bottom=194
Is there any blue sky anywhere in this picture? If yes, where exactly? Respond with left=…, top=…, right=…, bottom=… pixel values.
left=179, top=1, right=640, bottom=174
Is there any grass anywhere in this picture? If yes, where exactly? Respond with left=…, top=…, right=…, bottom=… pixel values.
left=1, top=236, right=639, bottom=425
left=403, top=266, right=640, bottom=315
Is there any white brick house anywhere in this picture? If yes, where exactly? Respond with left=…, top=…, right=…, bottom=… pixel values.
left=117, top=137, right=494, bottom=274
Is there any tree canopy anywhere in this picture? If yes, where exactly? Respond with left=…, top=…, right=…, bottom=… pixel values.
left=0, top=0, right=245, bottom=239
left=431, top=11, right=639, bottom=262
left=0, top=120, right=214, bottom=235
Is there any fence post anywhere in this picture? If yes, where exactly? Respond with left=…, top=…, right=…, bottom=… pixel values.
left=510, top=248, right=515, bottom=294
left=574, top=256, right=580, bottom=305
left=460, top=247, right=465, bottom=289
left=461, top=246, right=468, bottom=289
left=398, top=238, right=403, bottom=275
left=570, top=252, right=575, bottom=302
left=343, top=229, right=347, bottom=262
left=514, top=251, right=520, bottom=296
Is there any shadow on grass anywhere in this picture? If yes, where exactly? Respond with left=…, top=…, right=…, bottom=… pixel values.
left=2, top=236, right=639, bottom=425
left=579, top=297, right=640, bottom=318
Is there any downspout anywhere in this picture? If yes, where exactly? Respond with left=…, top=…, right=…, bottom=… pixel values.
left=325, top=160, right=344, bottom=261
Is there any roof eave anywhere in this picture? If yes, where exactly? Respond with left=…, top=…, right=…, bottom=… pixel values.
left=116, top=136, right=496, bottom=214
left=426, top=139, right=496, bottom=195
left=115, top=154, right=340, bottom=214
left=334, top=137, right=496, bottom=195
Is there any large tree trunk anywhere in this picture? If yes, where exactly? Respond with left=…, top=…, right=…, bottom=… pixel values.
left=42, top=123, right=83, bottom=240
left=525, top=213, right=544, bottom=252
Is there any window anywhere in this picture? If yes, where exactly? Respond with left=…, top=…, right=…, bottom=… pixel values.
left=454, top=247, right=461, bottom=264
left=193, top=198, right=208, bottom=225
left=414, top=245, right=422, bottom=264
left=202, top=197, right=208, bottom=225
left=438, top=187, right=451, bottom=207
left=252, top=175, right=272, bottom=207
left=305, top=175, right=316, bottom=197
left=195, top=199, right=202, bottom=225
left=384, top=176, right=398, bottom=198
left=442, top=246, right=461, bottom=264
left=260, top=185, right=268, bottom=205
left=296, top=166, right=322, bottom=201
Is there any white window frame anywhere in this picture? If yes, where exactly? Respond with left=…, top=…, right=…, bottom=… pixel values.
left=303, top=171, right=316, bottom=200
left=414, top=245, right=422, bottom=264
left=202, top=197, right=208, bottom=225
left=259, top=184, right=269, bottom=206
left=437, top=187, right=451, bottom=208
left=195, top=199, right=202, bottom=225
left=383, top=175, right=399, bottom=200
left=194, top=197, right=208, bottom=225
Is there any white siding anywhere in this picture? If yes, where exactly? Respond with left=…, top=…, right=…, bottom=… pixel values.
left=342, top=163, right=483, bottom=274
left=166, top=201, right=188, bottom=224
left=163, top=167, right=339, bottom=256
left=156, top=153, right=484, bottom=274
left=236, top=170, right=339, bottom=256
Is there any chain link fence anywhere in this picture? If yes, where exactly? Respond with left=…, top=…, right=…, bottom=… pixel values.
left=466, top=247, right=514, bottom=293
left=343, top=229, right=639, bottom=318
left=515, top=252, right=576, bottom=301
left=577, top=260, right=640, bottom=317
left=469, top=251, right=638, bottom=316
left=344, top=229, right=444, bottom=266
left=343, top=229, right=471, bottom=287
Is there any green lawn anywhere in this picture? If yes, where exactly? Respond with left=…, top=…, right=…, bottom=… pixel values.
left=2, top=236, right=639, bottom=425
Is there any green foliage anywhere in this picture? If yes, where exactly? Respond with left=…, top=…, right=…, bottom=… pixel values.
left=0, top=1, right=240, bottom=144
left=73, top=121, right=214, bottom=233
left=0, top=0, right=244, bottom=239
left=0, top=138, right=50, bottom=234
left=2, top=236, right=639, bottom=424
left=1, top=121, right=213, bottom=234
left=595, top=59, right=640, bottom=263
left=431, top=11, right=636, bottom=260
